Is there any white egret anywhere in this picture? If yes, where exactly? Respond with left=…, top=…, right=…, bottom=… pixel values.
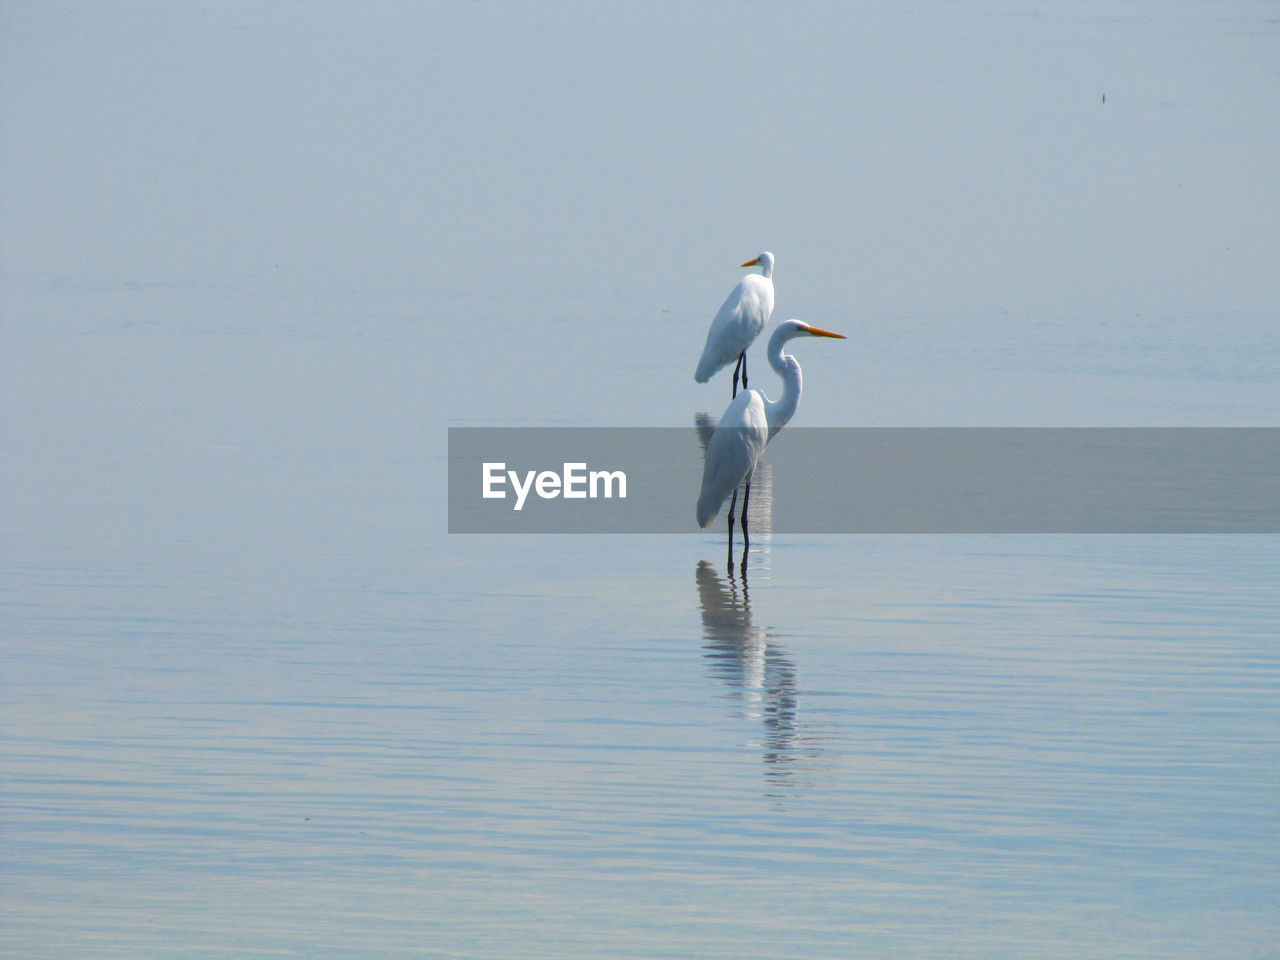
left=697, top=320, right=845, bottom=540
left=695, top=252, right=775, bottom=397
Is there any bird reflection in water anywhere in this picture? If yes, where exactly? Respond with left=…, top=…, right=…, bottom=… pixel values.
left=695, top=560, right=812, bottom=789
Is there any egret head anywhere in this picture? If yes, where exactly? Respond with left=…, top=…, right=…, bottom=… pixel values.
left=776, top=319, right=845, bottom=342
left=740, top=251, right=775, bottom=278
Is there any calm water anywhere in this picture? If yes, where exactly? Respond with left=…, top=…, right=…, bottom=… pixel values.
left=3, top=2, right=1279, bottom=958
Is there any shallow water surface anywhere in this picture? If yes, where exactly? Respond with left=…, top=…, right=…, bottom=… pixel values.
left=4, top=523, right=1279, bottom=957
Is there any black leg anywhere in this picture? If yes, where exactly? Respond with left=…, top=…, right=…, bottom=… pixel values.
left=731, top=353, right=743, bottom=398
left=741, top=351, right=748, bottom=390
left=741, top=479, right=751, bottom=550
left=727, top=486, right=738, bottom=569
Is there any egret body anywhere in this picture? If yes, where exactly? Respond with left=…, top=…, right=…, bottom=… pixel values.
left=696, top=319, right=845, bottom=533
left=695, top=252, right=775, bottom=397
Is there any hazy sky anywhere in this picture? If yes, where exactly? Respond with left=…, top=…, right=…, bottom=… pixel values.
left=3, top=0, right=1278, bottom=321
left=2, top=0, right=1278, bottom=448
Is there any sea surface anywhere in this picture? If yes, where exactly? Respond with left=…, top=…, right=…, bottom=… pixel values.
left=3, top=2, right=1278, bottom=958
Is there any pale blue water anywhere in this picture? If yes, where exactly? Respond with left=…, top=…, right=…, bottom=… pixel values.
left=3, top=2, right=1279, bottom=958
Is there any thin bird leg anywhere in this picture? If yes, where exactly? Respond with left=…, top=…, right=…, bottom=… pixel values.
left=727, top=486, right=739, bottom=569
left=741, top=351, right=748, bottom=390
left=741, top=479, right=751, bottom=550
left=731, top=353, right=743, bottom=398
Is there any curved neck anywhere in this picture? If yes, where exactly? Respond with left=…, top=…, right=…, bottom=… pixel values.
left=758, top=253, right=775, bottom=280
left=763, top=331, right=801, bottom=434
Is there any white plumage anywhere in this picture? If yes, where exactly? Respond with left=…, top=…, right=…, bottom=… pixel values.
left=694, top=252, right=775, bottom=389
left=697, top=319, right=845, bottom=529
left=697, top=390, right=769, bottom=528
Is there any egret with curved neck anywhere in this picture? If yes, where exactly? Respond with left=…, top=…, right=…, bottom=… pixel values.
left=697, top=319, right=846, bottom=551
left=695, top=252, right=775, bottom=397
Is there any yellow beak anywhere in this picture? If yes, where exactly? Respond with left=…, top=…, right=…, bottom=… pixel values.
left=798, top=324, right=846, bottom=339
left=741, top=257, right=761, bottom=267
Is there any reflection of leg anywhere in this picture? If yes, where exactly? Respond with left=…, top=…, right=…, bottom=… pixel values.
left=731, top=354, right=743, bottom=398
left=742, top=479, right=751, bottom=549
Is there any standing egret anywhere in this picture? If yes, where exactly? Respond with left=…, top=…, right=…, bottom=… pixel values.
left=695, top=252, right=775, bottom=397
left=697, top=320, right=845, bottom=548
